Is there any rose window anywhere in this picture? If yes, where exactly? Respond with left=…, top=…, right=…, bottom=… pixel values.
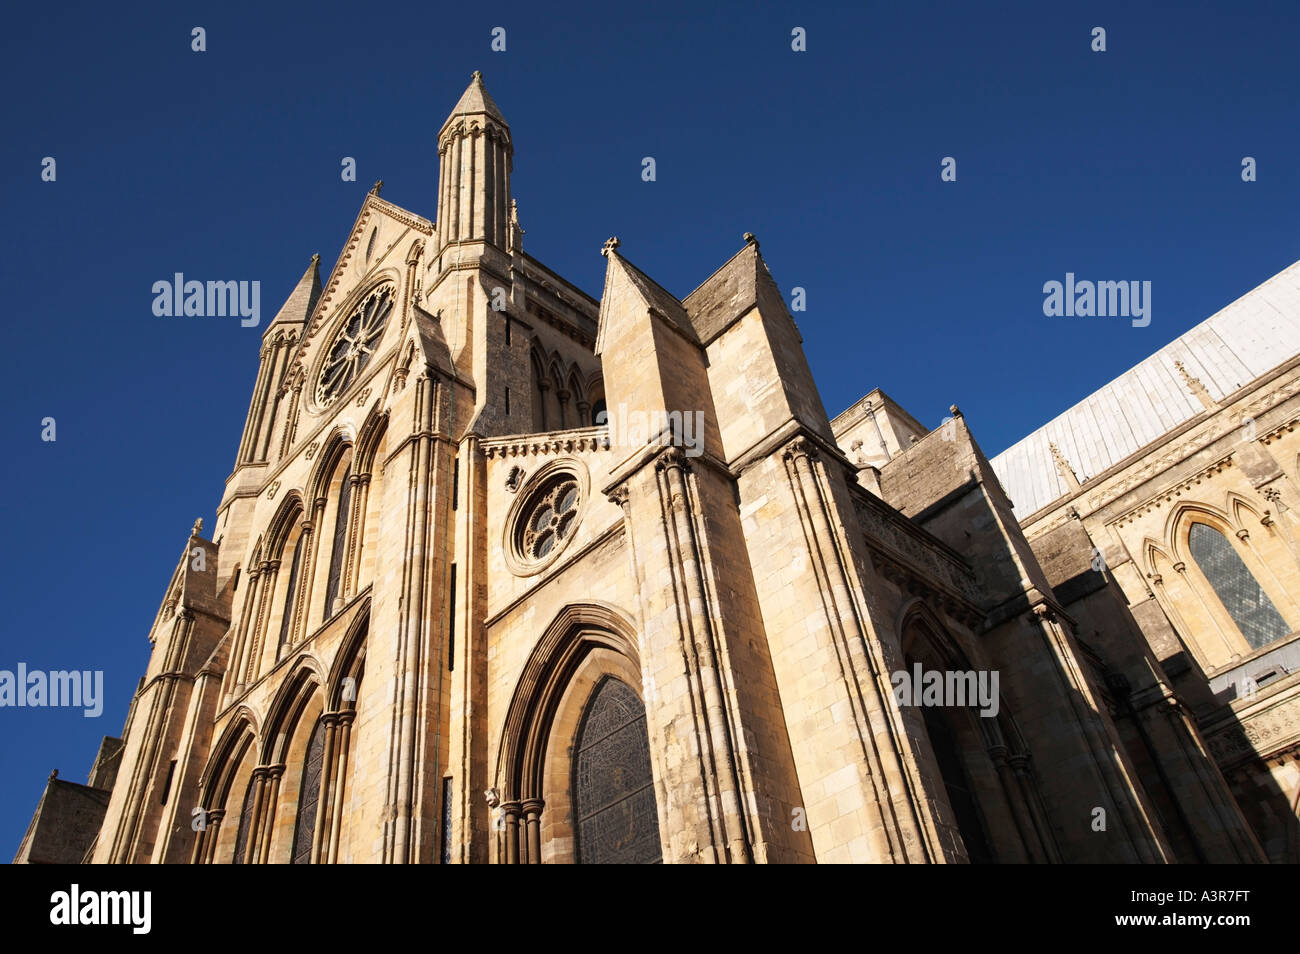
left=520, top=477, right=581, bottom=561
left=316, top=284, right=394, bottom=406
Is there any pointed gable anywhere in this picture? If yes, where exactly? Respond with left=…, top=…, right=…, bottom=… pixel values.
left=596, top=247, right=696, bottom=355
left=682, top=237, right=793, bottom=346
left=263, top=254, right=322, bottom=335
left=288, top=193, right=433, bottom=382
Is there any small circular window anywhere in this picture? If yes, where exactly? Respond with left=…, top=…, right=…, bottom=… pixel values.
left=522, top=478, right=580, bottom=560
left=506, top=463, right=587, bottom=575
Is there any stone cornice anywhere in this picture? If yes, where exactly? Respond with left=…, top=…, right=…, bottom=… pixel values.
left=1109, top=454, right=1235, bottom=529
left=1017, top=355, right=1300, bottom=528
left=482, top=427, right=611, bottom=459
left=484, top=522, right=624, bottom=627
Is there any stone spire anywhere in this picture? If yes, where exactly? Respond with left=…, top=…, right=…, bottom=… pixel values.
left=264, top=253, right=322, bottom=334
left=1174, top=360, right=1217, bottom=411
left=436, top=71, right=513, bottom=251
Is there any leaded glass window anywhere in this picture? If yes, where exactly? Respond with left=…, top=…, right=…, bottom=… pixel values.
left=573, top=677, right=661, bottom=864
left=440, top=778, right=453, bottom=865
left=316, top=285, right=394, bottom=406
left=324, top=466, right=352, bottom=618
left=518, top=477, right=580, bottom=562
left=278, top=536, right=303, bottom=648
left=291, top=719, right=326, bottom=865
left=232, top=778, right=256, bottom=864
left=1189, top=522, right=1290, bottom=651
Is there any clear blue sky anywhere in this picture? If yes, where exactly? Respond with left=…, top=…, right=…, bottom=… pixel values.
left=2, top=0, right=1298, bottom=855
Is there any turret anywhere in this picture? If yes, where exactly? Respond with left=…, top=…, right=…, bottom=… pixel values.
left=435, top=71, right=512, bottom=251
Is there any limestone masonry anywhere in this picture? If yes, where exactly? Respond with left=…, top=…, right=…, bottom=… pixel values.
left=16, top=73, right=1299, bottom=864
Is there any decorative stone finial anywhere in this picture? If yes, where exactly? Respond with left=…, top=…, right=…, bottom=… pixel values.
left=369, top=179, right=383, bottom=196
left=310, top=253, right=320, bottom=266
left=1173, top=359, right=1217, bottom=411
left=601, top=236, right=621, bottom=257
left=48, top=769, right=58, bottom=783
left=472, top=70, right=483, bottom=82
left=1049, top=442, right=1081, bottom=491
left=508, top=199, right=525, bottom=251
left=743, top=232, right=759, bottom=247
left=949, top=404, right=962, bottom=418
left=191, top=518, right=203, bottom=537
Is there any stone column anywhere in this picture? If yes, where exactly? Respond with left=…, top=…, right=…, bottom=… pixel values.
left=256, top=764, right=286, bottom=864
left=228, top=563, right=263, bottom=695
left=191, top=807, right=224, bottom=864
left=327, top=710, right=356, bottom=864
left=243, top=768, right=269, bottom=864
left=245, top=559, right=280, bottom=684
left=343, top=473, right=371, bottom=601
left=501, top=801, right=522, bottom=864
left=522, top=798, right=544, bottom=864
left=310, top=713, right=339, bottom=864
left=988, top=745, right=1049, bottom=863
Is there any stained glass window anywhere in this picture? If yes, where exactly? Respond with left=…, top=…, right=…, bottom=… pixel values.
left=518, top=477, right=580, bottom=563
left=278, top=537, right=302, bottom=648
left=1189, top=523, right=1290, bottom=651
left=573, top=678, right=661, bottom=864
left=232, top=777, right=256, bottom=864
left=316, top=285, right=393, bottom=406
left=324, top=466, right=352, bottom=618
left=440, top=778, right=453, bottom=865
left=291, top=719, right=326, bottom=865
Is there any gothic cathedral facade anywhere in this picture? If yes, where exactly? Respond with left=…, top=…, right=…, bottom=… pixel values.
left=19, top=73, right=1300, bottom=864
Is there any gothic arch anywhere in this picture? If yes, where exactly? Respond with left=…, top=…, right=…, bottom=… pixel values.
left=265, top=492, right=306, bottom=558
left=897, top=605, right=1054, bottom=862
left=351, top=409, right=389, bottom=596
left=258, top=657, right=328, bottom=864
left=1227, top=491, right=1265, bottom=530
left=260, top=657, right=326, bottom=764
left=1142, top=537, right=1170, bottom=575
left=191, top=710, right=261, bottom=863
left=1160, top=500, right=1295, bottom=666
left=354, top=407, right=389, bottom=475
left=494, top=602, right=656, bottom=863
left=529, top=346, right=548, bottom=431
left=497, top=602, right=641, bottom=801
left=307, top=429, right=356, bottom=503
left=325, top=604, right=370, bottom=711
left=199, top=709, right=260, bottom=809
left=587, top=372, right=606, bottom=427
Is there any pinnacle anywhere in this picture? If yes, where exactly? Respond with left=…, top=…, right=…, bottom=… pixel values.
left=443, top=70, right=507, bottom=128
left=267, top=254, right=322, bottom=329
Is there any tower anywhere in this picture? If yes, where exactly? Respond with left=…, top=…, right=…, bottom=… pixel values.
left=435, top=70, right=512, bottom=254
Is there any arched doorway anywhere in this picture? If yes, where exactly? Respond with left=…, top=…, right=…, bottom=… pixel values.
left=495, top=603, right=665, bottom=864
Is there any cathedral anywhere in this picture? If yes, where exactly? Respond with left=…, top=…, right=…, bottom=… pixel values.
left=16, top=72, right=1300, bottom=864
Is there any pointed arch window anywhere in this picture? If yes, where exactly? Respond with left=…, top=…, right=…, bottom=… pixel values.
left=324, top=466, right=352, bottom=618
left=291, top=719, right=326, bottom=864
left=232, top=778, right=257, bottom=864
left=278, top=535, right=303, bottom=648
left=1188, top=522, right=1290, bottom=651
left=572, top=677, right=661, bottom=864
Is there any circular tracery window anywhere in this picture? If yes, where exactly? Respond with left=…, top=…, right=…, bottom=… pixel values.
left=521, top=477, right=580, bottom=560
left=316, top=284, right=394, bottom=406
left=506, top=464, right=587, bottom=576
